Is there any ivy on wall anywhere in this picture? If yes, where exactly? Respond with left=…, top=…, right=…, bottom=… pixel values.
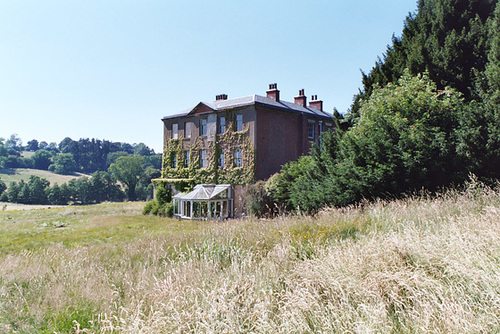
left=161, top=114, right=255, bottom=190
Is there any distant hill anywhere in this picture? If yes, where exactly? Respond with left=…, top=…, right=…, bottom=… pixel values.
left=0, top=168, right=88, bottom=186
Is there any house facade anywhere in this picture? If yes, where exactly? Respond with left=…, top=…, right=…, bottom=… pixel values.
left=160, top=83, right=334, bottom=186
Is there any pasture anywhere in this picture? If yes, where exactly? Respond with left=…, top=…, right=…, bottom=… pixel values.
left=0, top=168, right=86, bottom=186
left=0, top=182, right=499, bottom=333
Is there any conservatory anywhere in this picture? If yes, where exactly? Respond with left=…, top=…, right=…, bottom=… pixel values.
left=173, top=184, right=233, bottom=220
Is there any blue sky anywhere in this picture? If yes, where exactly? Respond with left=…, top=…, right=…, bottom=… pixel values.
left=0, top=0, right=418, bottom=153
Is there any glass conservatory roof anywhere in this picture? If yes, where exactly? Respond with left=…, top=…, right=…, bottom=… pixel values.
left=173, top=184, right=231, bottom=201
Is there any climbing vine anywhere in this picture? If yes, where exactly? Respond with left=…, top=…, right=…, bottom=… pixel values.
left=161, top=114, right=255, bottom=191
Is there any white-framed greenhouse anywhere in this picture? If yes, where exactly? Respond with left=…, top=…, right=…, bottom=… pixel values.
left=173, top=184, right=233, bottom=220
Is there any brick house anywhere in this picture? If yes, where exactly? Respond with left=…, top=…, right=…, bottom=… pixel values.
left=160, top=83, right=334, bottom=187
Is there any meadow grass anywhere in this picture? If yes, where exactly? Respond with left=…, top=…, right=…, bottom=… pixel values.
left=1, top=181, right=499, bottom=333
left=0, top=168, right=87, bottom=186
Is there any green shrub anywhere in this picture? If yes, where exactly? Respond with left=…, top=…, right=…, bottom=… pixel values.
left=246, top=181, right=274, bottom=218
left=143, top=200, right=157, bottom=215
left=165, top=202, right=174, bottom=217
left=156, top=183, right=172, bottom=206
left=143, top=199, right=174, bottom=217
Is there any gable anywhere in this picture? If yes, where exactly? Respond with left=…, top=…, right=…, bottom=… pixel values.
left=188, top=102, right=215, bottom=116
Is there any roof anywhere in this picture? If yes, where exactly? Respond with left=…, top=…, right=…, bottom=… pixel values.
left=162, top=94, right=333, bottom=120
left=173, top=184, right=232, bottom=201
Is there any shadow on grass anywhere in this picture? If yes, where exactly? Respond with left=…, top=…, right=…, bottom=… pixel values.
left=0, top=168, right=16, bottom=175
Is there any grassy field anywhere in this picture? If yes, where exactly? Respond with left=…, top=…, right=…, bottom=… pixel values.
left=1, top=180, right=499, bottom=333
left=0, top=168, right=86, bottom=186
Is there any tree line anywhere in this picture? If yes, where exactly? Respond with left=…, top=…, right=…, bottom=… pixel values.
left=249, top=0, right=500, bottom=215
left=0, top=136, right=161, bottom=174
left=0, top=137, right=162, bottom=204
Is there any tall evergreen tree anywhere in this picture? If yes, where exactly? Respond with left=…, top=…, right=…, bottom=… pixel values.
left=351, top=0, right=498, bottom=116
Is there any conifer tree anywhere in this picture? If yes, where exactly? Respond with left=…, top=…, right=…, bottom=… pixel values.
left=351, top=0, right=497, bottom=116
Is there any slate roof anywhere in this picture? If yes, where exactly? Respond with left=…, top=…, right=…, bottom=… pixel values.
left=162, top=94, right=333, bottom=120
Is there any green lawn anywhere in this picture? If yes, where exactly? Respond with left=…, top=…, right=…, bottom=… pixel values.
left=0, top=168, right=87, bottom=186
left=0, top=202, right=208, bottom=254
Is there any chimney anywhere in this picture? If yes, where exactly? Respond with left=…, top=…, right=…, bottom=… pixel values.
left=294, top=89, right=307, bottom=107
left=309, top=95, right=323, bottom=111
left=215, top=94, right=228, bottom=101
left=266, top=83, right=280, bottom=101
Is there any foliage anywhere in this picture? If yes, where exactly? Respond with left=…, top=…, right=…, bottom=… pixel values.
left=49, top=153, right=77, bottom=175
left=30, top=149, right=53, bottom=170
left=5, top=134, right=22, bottom=156
left=143, top=200, right=174, bottom=217
left=25, top=139, right=39, bottom=151
left=161, top=114, right=255, bottom=189
left=0, top=180, right=6, bottom=197
left=351, top=0, right=498, bottom=116
left=143, top=183, right=173, bottom=217
left=3, top=172, right=124, bottom=205
left=155, top=183, right=172, bottom=205
left=2, top=155, right=25, bottom=168
left=108, top=155, right=145, bottom=201
left=265, top=155, right=315, bottom=212
left=58, top=137, right=157, bottom=173
left=245, top=181, right=274, bottom=218
left=270, top=72, right=471, bottom=212
left=6, top=176, right=51, bottom=204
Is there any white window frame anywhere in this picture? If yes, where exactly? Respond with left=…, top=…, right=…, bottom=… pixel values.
left=236, top=114, right=243, bottom=132
left=172, top=123, right=178, bottom=139
left=308, top=121, right=315, bottom=139
left=185, top=122, right=191, bottom=138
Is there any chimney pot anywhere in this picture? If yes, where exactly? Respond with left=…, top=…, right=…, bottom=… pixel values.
left=309, top=95, right=323, bottom=111
left=266, top=83, right=280, bottom=101
left=294, top=89, right=307, bottom=107
left=216, top=94, right=228, bottom=101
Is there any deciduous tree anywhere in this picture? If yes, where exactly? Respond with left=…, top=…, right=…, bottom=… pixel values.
left=108, top=156, right=145, bottom=201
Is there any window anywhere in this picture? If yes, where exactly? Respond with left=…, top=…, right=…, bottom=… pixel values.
left=172, top=155, right=177, bottom=168
left=234, top=148, right=242, bottom=167
left=184, top=151, right=190, bottom=167
left=219, top=116, right=226, bottom=134
left=200, top=150, right=207, bottom=168
left=172, top=123, right=178, bottom=139
left=308, top=121, right=315, bottom=139
left=236, top=114, right=243, bottom=132
left=185, top=122, right=191, bottom=138
left=218, top=149, right=225, bottom=168
left=200, top=119, right=207, bottom=136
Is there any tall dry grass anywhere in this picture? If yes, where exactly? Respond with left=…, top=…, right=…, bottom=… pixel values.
left=1, top=179, right=500, bottom=333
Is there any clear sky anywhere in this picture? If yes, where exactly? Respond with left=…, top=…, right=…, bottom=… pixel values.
left=0, top=0, right=418, bottom=153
